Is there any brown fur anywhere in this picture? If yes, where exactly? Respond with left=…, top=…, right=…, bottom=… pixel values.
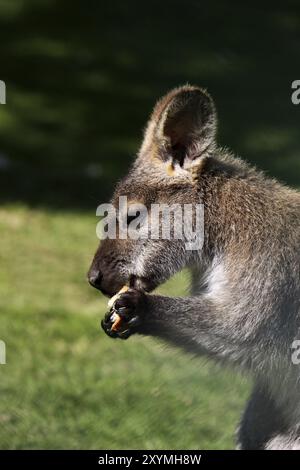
left=89, top=86, right=300, bottom=449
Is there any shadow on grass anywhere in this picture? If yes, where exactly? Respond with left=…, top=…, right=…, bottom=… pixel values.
left=0, top=0, right=299, bottom=210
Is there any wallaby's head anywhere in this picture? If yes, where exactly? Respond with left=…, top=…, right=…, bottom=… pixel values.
left=88, top=85, right=217, bottom=297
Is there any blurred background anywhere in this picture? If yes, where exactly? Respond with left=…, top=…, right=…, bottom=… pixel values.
left=0, top=0, right=299, bottom=449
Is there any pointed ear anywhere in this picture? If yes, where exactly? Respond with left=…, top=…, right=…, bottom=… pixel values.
left=141, top=85, right=217, bottom=169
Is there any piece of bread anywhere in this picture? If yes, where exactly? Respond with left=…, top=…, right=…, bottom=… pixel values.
left=107, top=285, right=129, bottom=309
left=110, top=312, right=122, bottom=331
left=107, top=286, right=129, bottom=331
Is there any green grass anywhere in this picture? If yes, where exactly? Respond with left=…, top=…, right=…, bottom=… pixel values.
left=0, top=204, right=250, bottom=449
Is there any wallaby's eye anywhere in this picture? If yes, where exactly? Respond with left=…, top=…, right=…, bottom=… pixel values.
left=127, top=212, right=140, bottom=225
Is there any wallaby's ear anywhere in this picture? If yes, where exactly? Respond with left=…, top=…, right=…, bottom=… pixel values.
left=141, top=85, right=217, bottom=170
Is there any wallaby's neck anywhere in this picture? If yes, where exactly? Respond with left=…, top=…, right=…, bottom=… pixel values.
left=196, top=154, right=284, bottom=260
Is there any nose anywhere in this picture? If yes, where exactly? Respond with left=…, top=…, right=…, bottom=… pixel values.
left=88, top=269, right=103, bottom=290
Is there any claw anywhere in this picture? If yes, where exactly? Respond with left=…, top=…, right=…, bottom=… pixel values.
left=118, top=329, right=131, bottom=340
left=100, top=319, right=118, bottom=338
left=127, top=315, right=140, bottom=327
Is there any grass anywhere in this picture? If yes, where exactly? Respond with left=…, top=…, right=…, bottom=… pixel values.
left=0, top=204, right=250, bottom=449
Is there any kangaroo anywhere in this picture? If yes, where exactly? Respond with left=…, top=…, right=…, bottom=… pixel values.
left=88, top=85, right=300, bottom=450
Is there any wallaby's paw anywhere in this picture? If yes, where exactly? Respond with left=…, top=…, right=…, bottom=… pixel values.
left=101, top=288, right=147, bottom=339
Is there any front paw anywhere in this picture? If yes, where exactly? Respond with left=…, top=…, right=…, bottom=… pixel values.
left=101, top=288, right=147, bottom=339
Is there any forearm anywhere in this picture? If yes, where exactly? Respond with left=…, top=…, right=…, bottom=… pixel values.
left=143, top=294, right=213, bottom=332
left=142, top=294, right=250, bottom=363
left=103, top=289, right=249, bottom=363
left=141, top=294, right=221, bottom=354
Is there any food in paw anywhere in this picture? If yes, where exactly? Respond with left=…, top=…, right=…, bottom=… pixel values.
left=107, top=285, right=129, bottom=309
left=107, top=285, right=129, bottom=331
left=110, top=311, right=122, bottom=331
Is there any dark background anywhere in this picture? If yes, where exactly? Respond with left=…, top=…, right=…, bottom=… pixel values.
left=0, top=0, right=299, bottom=209
left=0, top=0, right=300, bottom=450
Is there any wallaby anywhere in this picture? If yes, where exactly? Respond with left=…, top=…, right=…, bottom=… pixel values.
left=88, top=85, right=300, bottom=450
